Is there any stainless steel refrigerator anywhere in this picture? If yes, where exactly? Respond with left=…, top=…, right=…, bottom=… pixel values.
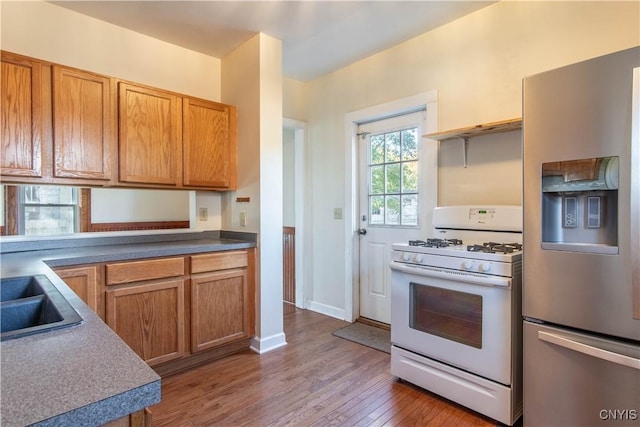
left=523, top=47, right=640, bottom=427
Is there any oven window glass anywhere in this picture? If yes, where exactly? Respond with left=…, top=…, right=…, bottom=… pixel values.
left=409, top=283, right=482, bottom=349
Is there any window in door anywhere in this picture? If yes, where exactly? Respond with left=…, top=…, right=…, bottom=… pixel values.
left=19, top=185, right=80, bottom=235
left=368, top=127, right=418, bottom=226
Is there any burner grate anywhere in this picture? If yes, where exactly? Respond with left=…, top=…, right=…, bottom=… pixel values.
left=467, top=242, right=523, bottom=254
left=409, top=238, right=463, bottom=248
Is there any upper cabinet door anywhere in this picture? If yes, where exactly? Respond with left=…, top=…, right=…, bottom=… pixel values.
left=1, top=52, right=44, bottom=177
left=52, top=66, right=114, bottom=181
left=118, top=82, right=181, bottom=186
left=183, top=98, right=237, bottom=189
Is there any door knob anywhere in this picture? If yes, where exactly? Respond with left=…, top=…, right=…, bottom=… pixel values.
left=358, top=228, right=367, bottom=235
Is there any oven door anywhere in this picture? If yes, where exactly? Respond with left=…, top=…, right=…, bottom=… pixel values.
left=390, top=261, right=513, bottom=385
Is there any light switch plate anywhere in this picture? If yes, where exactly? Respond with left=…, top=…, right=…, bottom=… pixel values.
left=240, top=211, right=247, bottom=227
left=334, top=208, right=343, bottom=220
left=199, top=208, right=208, bottom=221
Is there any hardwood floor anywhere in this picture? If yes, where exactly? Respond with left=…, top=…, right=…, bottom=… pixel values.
left=150, top=308, right=500, bottom=426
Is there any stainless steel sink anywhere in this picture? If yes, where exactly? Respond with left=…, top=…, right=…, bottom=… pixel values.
left=1, top=275, right=83, bottom=341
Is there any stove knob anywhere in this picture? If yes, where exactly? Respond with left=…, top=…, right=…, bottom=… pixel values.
left=402, top=253, right=411, bottom=262
left=414, top=255, right=423, bottom=263
left=463, top=260, right=474, bottom=270
left=480, top=262, right=492, bottom=272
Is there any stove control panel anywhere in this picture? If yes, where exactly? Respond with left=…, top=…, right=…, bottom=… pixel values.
left=468, top=208, right=496, bottom=221
left=391, top=249, right=515, bottom=277
left=433, top=205, right=522, bottom=232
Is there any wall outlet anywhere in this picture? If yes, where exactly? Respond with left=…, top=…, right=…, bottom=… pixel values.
left=334, top=208, right=343, bottom=220
left=199, top=207, right=208, bottom=221
left=240, top=211, right=247, bottom=227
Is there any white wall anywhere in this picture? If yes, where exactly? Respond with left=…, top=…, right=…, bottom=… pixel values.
left=299, top=1, right=640, bottom=316
left=282, top=127, right=296, bottom=227
left=283, top=77, right=308, bottom=121
left=91, top=189, right=190, bottom=222
left=91, top=188, right=222, bottom=230
left=0, top=0, right=224, bottom=230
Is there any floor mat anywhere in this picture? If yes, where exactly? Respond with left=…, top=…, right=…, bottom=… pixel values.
left=332, top=322, right=391, bottom=354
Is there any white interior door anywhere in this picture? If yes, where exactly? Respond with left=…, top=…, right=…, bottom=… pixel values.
left=358, top=111, right=430, bottom=324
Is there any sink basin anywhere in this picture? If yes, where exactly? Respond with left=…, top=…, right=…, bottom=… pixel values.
left=1, top=275, right=83, bottom=341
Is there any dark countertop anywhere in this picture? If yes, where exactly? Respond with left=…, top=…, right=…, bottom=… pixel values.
left=0, top=230, right=256, bottom=426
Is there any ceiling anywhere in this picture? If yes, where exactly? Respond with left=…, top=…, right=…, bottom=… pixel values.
left=50, top=1, right=496, bottom=82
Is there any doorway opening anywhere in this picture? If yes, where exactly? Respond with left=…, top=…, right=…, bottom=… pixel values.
left=283, top=118, right=307, bottom=316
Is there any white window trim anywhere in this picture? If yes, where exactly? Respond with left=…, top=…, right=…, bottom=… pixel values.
left=343, top=91, right=438, bottom=322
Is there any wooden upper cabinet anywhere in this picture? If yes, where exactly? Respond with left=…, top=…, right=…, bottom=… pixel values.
left=183, top=98, right=237, bottom=189
left=1, top=51, right=238, bottom=191
left=1, top=52, right=44, bottom=177
left=52, top=66, right=115, bottom=181
left=118, top=82, right=181, bottom=186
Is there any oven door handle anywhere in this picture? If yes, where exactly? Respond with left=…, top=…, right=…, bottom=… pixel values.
left=390, top=261, right=512, bottom=288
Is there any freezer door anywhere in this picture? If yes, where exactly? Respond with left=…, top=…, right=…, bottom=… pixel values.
left=524, top=321, right=640, bottom=427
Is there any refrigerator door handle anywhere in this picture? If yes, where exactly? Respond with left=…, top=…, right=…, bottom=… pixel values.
left=538, top=331, right=640, bottom=370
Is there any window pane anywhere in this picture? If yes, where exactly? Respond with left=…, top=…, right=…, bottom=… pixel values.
left=385, top=163, right=400, bottom=193
left=401, top=129, right=418, bottom=160
left=370, top=196, right=384, bottom=224
left=23, top=185, right=77, bottom=204
left=401, top=195, right=418, bottom=225
left=370, top=135, right=385, bottom=164
left=370, top=165, right=384, bottom=194
left=385, top=132, right=400, bottom=162
left=385, top=195, right=400, bottom=225
left=24, top=206, right=76, bottom=235
left=402, top=161, right=418, bottom=192
left=366, top=125, right=420, bottom=227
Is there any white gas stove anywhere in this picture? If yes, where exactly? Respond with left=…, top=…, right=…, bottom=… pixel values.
left=390, top=205, right=524, bottom=426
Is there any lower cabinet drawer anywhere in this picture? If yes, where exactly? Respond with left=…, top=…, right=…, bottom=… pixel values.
left=106, top=257, right=184, bottom=285
left=191, top=251, right=248, bottom=274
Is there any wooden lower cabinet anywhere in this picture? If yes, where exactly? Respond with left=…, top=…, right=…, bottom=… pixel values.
left=106, top=279, right=186, bottom=366
left=54, top=264, right=103, bottom=319
left=101, top=250, right=254, bottom=373
left=190, top=250, right=255, bottom=354
left=191, top=268, right=249, bottom=352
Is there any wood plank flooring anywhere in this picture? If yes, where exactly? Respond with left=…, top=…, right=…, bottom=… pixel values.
left=150, top=308, right=500, bottom=426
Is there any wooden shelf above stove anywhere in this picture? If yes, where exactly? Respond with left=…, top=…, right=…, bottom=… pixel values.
left=424, top=118, right=522, bottom=167
left=424, top=118, right=522, bottom=142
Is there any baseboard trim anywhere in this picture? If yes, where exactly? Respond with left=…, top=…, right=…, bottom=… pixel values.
left=250, top=332, right=287, bottom=354
left=307, top=300, right=346, bottom=321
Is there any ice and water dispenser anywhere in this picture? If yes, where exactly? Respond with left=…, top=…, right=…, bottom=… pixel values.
left=541, top=156, right=619, bottom=254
